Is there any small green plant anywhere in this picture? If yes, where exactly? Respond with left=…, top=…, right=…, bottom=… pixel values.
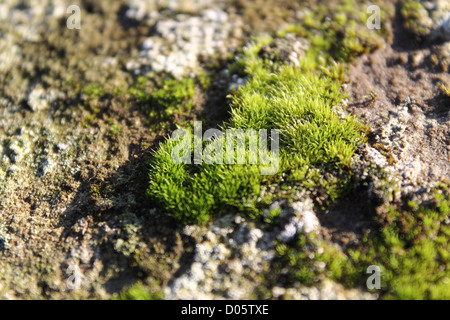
left=129, top=77, right=195, bottom=109
left=128, top=76, right=151, bottom=101
left=84, top=84, right=104, bottom=99
left=269, top=183, right=450, bottom=300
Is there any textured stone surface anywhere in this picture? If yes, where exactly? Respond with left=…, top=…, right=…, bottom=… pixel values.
left=0, top=0, right=448, bottom=300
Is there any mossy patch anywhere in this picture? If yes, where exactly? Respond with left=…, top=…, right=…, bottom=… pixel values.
left=147, top=36, right=367, bottom=224
left=83, top=84, right=105, bottom=100
left=80, top=73, right=204, bottom=133
left=440, top=84, right=450, bottom=97
left=115, top=281, right=164, bottom=300
left=125, top=75, right=202, bottom=130
left=107, top=119, right=122, bottom=140
left=276, top=0, right=391, bottom=65
left=400, top=0, right=431, bottom=38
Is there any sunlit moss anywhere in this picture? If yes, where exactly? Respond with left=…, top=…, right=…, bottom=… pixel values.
left=115, top=281, right=164, bottom=300
left=400, top=0, right=430, bottom=38
left=269, top=183, right=450, bottom=300
left=147, top=36, right=366, bottom=224
left=276, top=0, right=391, bottom=66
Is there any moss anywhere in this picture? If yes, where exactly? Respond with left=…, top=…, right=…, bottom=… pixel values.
left=197, top=71, right=212, bottom=90
left=400, top=0, right=430, bottom=38
left=83, top=73, right=200, bottom=132
left=116, top=281, right=164, bottom=300
left=357, top=186, right=450, bottom=299
left=147, top=36, right=367, bottom=224
left=440, top=84, right=450, bottom=97
left=153, top=78, right=196, bottom=115
left=128, top=76, right=151, bottom=101
left=128, top=76, right=195, bottom=110
left=82, top=114, right=95, bottom=128
left=268, top=182, right=450, bottom=300
left=83, top=84, right=105, bottom=99
left=264, top=206, right=282, bottom=224
left=273, top=232, right=339, bottom=286
left=107, top=119, right=122, bottom=139
left=121, top=75, right=202, bottom=131
left=276, top=0, right=390, bottom=65
left=90, top=184, right=102, bottom=199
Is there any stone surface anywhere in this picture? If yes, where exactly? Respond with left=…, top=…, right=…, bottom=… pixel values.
left=0, top=0, right=447, bottom=300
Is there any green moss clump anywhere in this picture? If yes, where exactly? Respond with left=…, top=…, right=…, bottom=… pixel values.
left=440, top=84, right=450, bottom=97
left=128, top=76, right=151, bottom=101
left=83, top=83, right=104, bottom=99
left=400, top=0, right=430, bottom=38
left=271, top=232, right=348, bottom=288
left=270, top=183, right=450, bottom=300
left=151, top=78, right=196, bottom=115
left=276, top=0, right=391, bottom=65
left=146, top=37, right=367, bottom=224
left=128, top=77, right=195, bottom=110
left=107, top=118, right=122, bottom=139
left=366, top=185, right=450, bottom=299
left=80, top=73, right=204, bottom=133
left=116, top=281, right=164, bottom=300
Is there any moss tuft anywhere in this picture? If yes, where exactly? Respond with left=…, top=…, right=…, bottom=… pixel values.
left=400, top=0, right=430, bottom=38
left=269, top=183, right=450, bottom=300
left=276, top=0, right=391, bottom=65
left=116, top=281, right=164, bottom=300
left=146, top=36, right=367, bottom=224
